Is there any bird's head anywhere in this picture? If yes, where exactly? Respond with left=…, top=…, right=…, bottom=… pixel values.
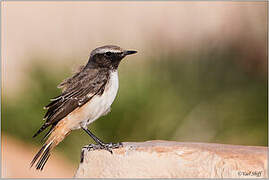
left=86, top=45, right=137, bottom=70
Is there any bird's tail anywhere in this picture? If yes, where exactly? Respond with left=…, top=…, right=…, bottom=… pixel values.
left=30, top=123, right=70, bottom=170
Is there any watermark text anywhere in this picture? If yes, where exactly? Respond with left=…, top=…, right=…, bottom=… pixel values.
left=238, top=170, right=263, bottom=177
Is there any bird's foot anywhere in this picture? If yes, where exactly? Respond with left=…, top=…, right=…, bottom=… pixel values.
left=101, top=142, right=123, bottom=154
left=83, top=144, right=103, bottom=151
left=83, top=142, right=123, bottom=154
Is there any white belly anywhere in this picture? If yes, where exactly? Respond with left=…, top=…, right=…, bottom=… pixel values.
left=66, top=71, right=119, bottom=130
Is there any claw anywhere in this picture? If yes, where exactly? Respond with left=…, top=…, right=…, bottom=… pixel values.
left=105, top=147, right=113, bottom=154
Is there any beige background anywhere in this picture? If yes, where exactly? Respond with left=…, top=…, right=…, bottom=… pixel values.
left=2, top=1, right=267, bottom=98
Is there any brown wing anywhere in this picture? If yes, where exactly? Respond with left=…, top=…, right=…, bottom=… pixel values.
left=33, top=67, right=109, bottom=138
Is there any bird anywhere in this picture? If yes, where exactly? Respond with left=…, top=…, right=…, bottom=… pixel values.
left=30, top=45, right=137, bottom=170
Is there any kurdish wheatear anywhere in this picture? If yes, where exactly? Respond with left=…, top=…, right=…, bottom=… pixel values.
left=31, top=45, right=137, bottom=170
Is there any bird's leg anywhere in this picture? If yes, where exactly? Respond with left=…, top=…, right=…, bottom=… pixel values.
left=81, top=127, right=122, bottom=154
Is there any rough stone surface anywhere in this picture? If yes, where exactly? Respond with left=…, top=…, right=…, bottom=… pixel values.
left=75, top=140, right=268, bottom=178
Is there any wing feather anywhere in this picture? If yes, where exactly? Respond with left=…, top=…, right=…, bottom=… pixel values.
left=33, top=67, right=109, bottom=138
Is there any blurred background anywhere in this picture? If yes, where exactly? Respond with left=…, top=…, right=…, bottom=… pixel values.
left=2, top=1, right=267, bottom=178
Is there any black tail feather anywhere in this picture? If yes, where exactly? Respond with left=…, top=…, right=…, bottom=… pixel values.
left=36, top=145, right=50, bottom=170
left=30, top=142, right=52, bottom=171
left=30, top=143, right=46, bottom=168
left=40, top=153, right=50, bottom=170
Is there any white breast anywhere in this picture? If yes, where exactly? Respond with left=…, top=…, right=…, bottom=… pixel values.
left=68, top=70, right=119, bottom=129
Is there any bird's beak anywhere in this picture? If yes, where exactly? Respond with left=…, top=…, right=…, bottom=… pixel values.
left=123, top=50, right=137, bottom=56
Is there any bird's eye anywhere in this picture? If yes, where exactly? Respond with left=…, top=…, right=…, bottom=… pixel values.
left=105, top=52, right=112, bottom=56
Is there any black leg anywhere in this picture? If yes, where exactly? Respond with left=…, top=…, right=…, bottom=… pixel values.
left=81, top=127, right=123, bottom=154
left=82, top=127, right=105, bottom=146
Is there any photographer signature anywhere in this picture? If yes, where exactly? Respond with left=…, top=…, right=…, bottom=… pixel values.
left=238, top=170, right=263, bottom=177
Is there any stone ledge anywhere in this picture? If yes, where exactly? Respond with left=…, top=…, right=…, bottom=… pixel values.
left=74, top=140, right=268, bottom=178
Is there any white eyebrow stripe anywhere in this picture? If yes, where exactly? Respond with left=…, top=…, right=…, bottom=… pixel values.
left=95, top=48, right=122, bottom=54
